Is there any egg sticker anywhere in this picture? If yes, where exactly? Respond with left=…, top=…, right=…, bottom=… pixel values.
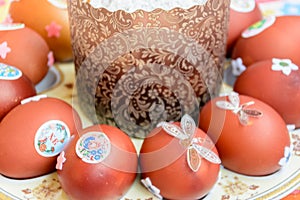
left=75, top=131, right=111, bottom=164
left=0, top=41, right=11, bottom=59
left=230, top=0, right=255, bottom=13
left=0, top=63, right=22, bottom=80
left=216, top=92, right=263, bottom=126
left=278, top=145, right=293, bottom=167
left=141, top=177, right=163, bottom=200
left=158, top=114, right=221, bottom=172
left=271, top=58, right=299, bottom=76
left=242, top=15, right=276, bottom=38
left=34, top=120, right=71, bottom=157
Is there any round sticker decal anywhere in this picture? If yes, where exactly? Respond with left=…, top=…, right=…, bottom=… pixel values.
left=230, top=0, right=256, bottom=13
left=34, top=120, right=71, bottom=157
left=242, top=16, right=276, bottom=38
left=0, top=63, right=22, bottom=80
left=76, top=131, right=111, bottom=164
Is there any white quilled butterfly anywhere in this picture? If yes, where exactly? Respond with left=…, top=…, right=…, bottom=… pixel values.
left=158, top=114, right=221, bottom=172
left=216, top=92, right=263, bottom=125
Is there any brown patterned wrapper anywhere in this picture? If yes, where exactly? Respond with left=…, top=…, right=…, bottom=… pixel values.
left=67, top=0, right=230, bottom=138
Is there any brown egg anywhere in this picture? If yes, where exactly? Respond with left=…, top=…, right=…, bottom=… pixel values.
left=234, top=58, right=300, bottom=127
left=199, top=92, right=291, bottom=176
left=0, top=95, right=82, bottom=179
left=57, top=124, right=138, bottom=200
left=0, top=23, right=50, bottom=84
left=9, top=0, right=72, bottom=61
left=226, top=0, right=262, bottom=56
left=0, top=63, right=36, bottom=121
left=139, top=115, right=221, bottom=200
left=231, top=15, right=300, bottom=67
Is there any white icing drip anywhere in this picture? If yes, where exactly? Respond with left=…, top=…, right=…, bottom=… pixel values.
left=83, top=0, right=208, bottom=12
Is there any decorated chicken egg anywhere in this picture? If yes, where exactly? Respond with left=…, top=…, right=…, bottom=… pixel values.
left=0, top=63, right=36, bottom=121
left=234, top=58, right=300, bottom=128
left=226, top=0, right=262, bottom=56
left=9, top=0, right=72, bottom=61
left=139, top=114, right=221, bottom=200
left=199, top=92, right=291, bottom=176
left=0, top=23, right=51, bottom=84
left=231, top=15, right=300, bottom=67
left=57, top=124, right=138, bottom=200
left=0, top=95, right=82, bottom=179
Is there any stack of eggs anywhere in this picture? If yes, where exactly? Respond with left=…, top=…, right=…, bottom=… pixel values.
left=230, top=15, right=300, bottom=128
left=0, top=2, right=83, bottom=179
left=0, top=2, right=139, bottom=200
left=136, top=1, right=296, bottom=199
left=196, top=0, right=297, bottom=179
left=227, top=0, right=300, bottom=129
left=0, top=0, right=83, bottom=180
left=131, top=0, right=297, bottom=199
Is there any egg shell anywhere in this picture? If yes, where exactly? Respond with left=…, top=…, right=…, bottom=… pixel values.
left=234, top=58, right=300, bottom=127
left=231, top=15, right=300, bottom=67
left=139, top=123, right=220, bottom=200
left=57, top=124, right=138, bottom=200
left=226, top=0, right=262, bottom=56
left=0, top=63, right=36, bottom=121
left=9, top=0, right=73, bottom=61
left=199, top=94, right=291, bottom=176
left=0, top=96, right=82, bottom=179
left=0, top=26, right=50, bottom=84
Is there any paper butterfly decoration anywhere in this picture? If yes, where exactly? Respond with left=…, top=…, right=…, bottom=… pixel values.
left=158, top=114, right=221, bottom=172
left=216, top=92, right=263, bottom=126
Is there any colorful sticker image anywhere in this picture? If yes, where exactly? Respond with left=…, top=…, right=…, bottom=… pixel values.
left=242, top=15, right=276, bottom=38
left=0, top=63, right=22, bottom=80
left=75, top=131, right=111, bottom=164
left=34, top=120, right=71, bottom=157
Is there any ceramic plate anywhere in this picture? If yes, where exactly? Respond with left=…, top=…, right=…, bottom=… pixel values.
left=35, top=65, right=61, bottom=93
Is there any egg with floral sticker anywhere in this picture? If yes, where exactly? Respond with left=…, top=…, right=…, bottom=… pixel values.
left=226, top=0, right=262, bottom=56
left=0, top=63, right=36, bottom=121
left=199, top=92, right=291, bottom=176
left=9, top=0, right=72, bottom=61
left=57, top=124, right=138, bottom=200
left=0, top=23, right=51, bottom=84
left=234, top=58, right=300, bottom=128
left=231, top=15, right=300, bottom=67
left=0, top=95, right=82, bottom=179
left=139, top=114, right=221, bottom=200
